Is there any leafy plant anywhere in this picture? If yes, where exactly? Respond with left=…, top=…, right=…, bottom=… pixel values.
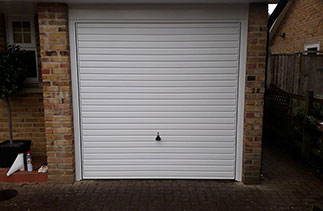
left=291, top=102, right=323, bottom=156
left=292, top=105, right=305, bottom=121
left=307, top=103, right=323, bottom=128
left=0, top=44, right=29, bottom=144
left=291, top=102, right=323, bottom=129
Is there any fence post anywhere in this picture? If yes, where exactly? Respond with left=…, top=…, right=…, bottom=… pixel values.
left=267, top=55, right=272, bottom=89
left=288, top=96, right=293, bottom=116
left=318, top=123, right=323, bottom=168
left=301, top=90, right=314, bottom=161
left=293, top=53, right=302, bottom=94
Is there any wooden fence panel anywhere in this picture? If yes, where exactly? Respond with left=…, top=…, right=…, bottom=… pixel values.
left=268, top=54, right=323, bottom=95
left=264, top=85, right=323, bottom=167
left=302, top=55, right=323, bottom=95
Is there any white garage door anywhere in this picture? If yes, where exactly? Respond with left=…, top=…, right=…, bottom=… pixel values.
left=76, top=22, right=240, bottom=179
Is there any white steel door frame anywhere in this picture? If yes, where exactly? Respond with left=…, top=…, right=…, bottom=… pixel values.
left=69, top=5, right=248, bottom=181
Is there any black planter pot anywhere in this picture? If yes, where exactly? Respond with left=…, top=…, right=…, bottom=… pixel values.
left=0, top=140, right=31, bottom=168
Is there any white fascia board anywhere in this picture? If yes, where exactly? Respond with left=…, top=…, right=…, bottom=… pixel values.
left=0, top=0, right=277, bottom=4
left=69, top=4, right=249, bottom=21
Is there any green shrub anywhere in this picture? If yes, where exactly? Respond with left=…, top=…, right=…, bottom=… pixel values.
left=0, top=44, right=29, bottom=144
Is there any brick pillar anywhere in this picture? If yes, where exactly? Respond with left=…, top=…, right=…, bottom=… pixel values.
left=38, top=4, right=74, bottom=183
left=0, top=14, right=6, bottom=51
left=243, top=3, right=268, bottom=184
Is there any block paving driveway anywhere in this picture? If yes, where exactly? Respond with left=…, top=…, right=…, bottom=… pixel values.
left=1, top=146, right=323, bottom=211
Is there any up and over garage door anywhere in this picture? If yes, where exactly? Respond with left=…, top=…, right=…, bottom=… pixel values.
left=74, top=16, right=243, bottom=179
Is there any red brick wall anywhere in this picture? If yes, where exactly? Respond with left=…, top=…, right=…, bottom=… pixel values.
left=0, top=13, right=46, bottom=156
left=0, top=94, right=46, bottom=156
left=243, top=3, right=268, bottom=184
left=38, top=3, right=75, bottom=183
left=271, top=0, right=323, bottom=54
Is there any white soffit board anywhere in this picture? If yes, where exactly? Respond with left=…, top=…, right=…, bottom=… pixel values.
left=76, top=20, right=241, bottom=179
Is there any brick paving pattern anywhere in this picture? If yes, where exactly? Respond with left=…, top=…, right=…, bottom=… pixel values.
left=1, top=146, right=323, bottom=211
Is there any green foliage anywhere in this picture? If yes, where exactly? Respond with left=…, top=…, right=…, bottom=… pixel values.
left=291, top=102, right=323, bottom=156
left=307, top=103, right=323, bottom=128
left=291, top=102, right=323, bottom=128
left=292, top=106, right=305, bottom=121
left=0, top=44, right=29, bottom=99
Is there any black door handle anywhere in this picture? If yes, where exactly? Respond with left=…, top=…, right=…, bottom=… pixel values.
left=155, top=132, right=161, bottom=141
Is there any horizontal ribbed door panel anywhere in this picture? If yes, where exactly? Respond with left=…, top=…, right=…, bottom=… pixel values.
left=76, top=22, right=240, bottom=179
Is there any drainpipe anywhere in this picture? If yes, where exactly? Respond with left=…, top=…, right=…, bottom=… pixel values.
left=261, top=0, right=289, bottom=177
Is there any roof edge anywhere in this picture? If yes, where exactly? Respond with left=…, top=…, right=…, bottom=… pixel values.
left=269, top=0, right=293, bottom=43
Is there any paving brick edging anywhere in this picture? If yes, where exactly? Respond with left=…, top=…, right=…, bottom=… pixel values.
left=38, top=3, right=75, bottom=183
left=243, top=3, right=268, bottom=184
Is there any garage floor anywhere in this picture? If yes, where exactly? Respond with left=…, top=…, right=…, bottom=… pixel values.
left=1, top=146, right=323, bottom=211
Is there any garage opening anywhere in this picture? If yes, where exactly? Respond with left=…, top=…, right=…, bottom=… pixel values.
left=75, top=21, right=241, bottom=179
